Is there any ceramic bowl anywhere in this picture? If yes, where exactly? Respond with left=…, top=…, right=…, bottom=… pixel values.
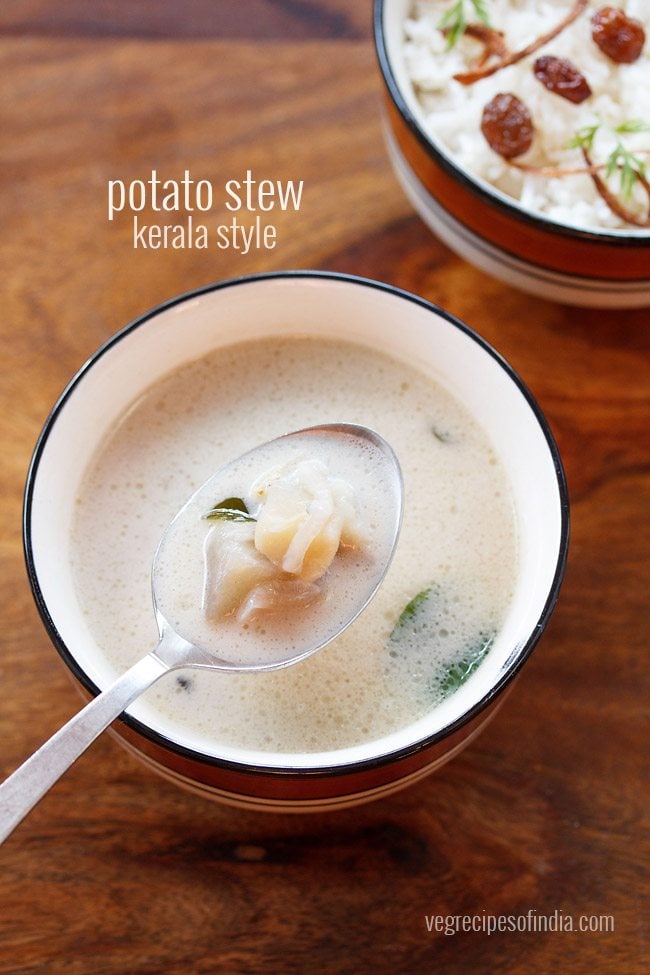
left=24, top=271, right=569, bottom=811
left=374, top=0, right=650, bottom=308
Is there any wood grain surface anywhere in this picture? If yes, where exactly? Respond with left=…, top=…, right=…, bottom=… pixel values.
left=0, top=3, right=648, bottom=974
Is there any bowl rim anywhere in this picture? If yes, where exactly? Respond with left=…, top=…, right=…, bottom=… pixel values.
left=373, top=0, right=650, bottom=248
left=23, top=270, right=570, bottom=779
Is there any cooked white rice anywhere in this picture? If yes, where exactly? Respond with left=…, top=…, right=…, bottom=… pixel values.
left=403, top=0, right=650, bottom=231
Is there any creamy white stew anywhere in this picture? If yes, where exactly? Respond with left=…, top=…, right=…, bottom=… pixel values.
left=71, top=336, right=518, bottom=753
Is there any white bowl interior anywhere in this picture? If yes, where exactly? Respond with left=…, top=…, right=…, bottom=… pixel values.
left=28, top=275, right=565, bottom=769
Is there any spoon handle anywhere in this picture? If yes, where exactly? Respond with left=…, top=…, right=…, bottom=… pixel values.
left=0, top=652, right=169, bottom=845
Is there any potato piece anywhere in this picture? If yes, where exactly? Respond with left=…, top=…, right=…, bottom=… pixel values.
left=202, top=521, right=277, bottom=620
left=203, top=458, right=365, bottom=623
left=236, top=579, right=322, bottom=623
left=330, top=476, right=367, bottom=548
left=255, top=459, right=349, bottom=581
left=292, top=513, right=342, bottom=582
left=253, top=472, right=315, bottom=569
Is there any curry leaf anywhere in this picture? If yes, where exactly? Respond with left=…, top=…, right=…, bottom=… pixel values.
left=203, top=497, right=256, bottom=522
left=390, top=587, right=435, bottom=641
left=439, top=631, right=495, bottom=696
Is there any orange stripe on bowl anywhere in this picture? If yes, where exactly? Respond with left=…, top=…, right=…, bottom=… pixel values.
left=387, top=97, right=650, bottom=282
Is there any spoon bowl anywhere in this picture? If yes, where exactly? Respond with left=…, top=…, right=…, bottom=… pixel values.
left=154, top=423, right=402, bottom=671
left=0, top=423, right=402, bottom=843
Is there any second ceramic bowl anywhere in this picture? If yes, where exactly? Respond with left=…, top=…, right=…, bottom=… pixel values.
left=374, top=0, right=650, bottom=308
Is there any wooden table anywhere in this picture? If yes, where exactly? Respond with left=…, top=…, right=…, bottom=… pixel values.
left=1, top=4, right=647, bottom=973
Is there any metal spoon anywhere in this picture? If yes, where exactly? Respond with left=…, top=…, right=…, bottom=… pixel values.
left=0, top=424, right=402, bottom=843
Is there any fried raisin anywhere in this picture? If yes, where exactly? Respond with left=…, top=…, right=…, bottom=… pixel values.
left=533, top=55, right=592, bottom=103
left=591, top=7, right=645, bottom=63
left=480, top=93, right=534, bottom=159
